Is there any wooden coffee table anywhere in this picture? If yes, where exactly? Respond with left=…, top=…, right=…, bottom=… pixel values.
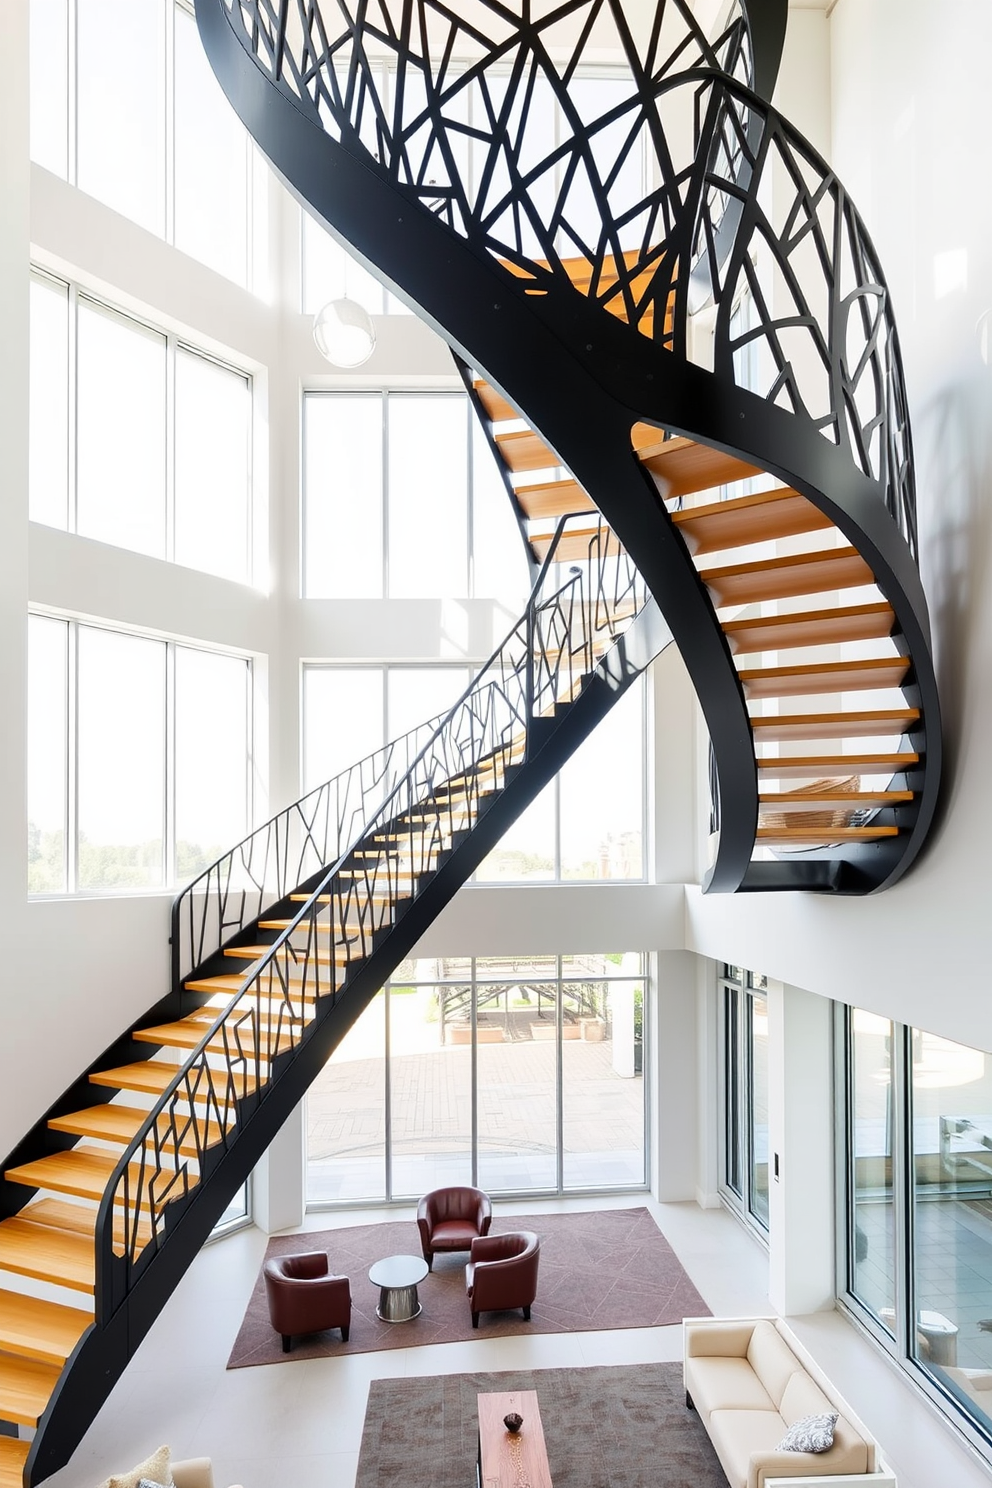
left=477, top=1390, right=553, bottom=1488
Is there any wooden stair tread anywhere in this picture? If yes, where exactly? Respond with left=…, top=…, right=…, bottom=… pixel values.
left=722, top=602, right=895, bottom=654
left=759, top=790, right=913, bottom=808
left=184, top=973, right=314, bottom=995
left=257, top=918, right=362, bottom=933
left=5, top=1147, right=153, bottom=1204
left=89, top=1061, right=183, bottom=1096
left=634, top=431, right=763, bottom=495
left=700, top=547, right=874, bottom=607
left=752, top=709, right=920, bottom=742
left=740, top=657, right=910, bottom=699
left=671, top=487, right=832, bottom=554
left=495, top=428, right=557, bottom=472
left=132, top=1018, right=299, bottom=1055
left=0, top=1352, right=63, bottom=1427
left=49, top=1104, right=225, bottom=1158
left=472, top=380, right=517, bottom=423
left=757, top=825, right=899, bottom=842
left=0, top=1436, right=30, bottom=1488
left=19, top=1198, right=153, bottom=1251
left=222, top=944, right=350, bottom=966
left=0, top=1219, right=94, bottom=1294
left=515, top=478, right=596, bottom=520
left=530, top=528, right=625, bottom=562
left=0, top=1288, right=92, bottom=1367
left=756, top=752, right=919, bottom=778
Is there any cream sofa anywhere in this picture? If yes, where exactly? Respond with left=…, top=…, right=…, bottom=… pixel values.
left=684, top=1317, right=896, bottom=1488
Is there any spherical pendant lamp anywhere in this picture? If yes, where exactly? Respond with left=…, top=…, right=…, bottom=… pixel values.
left=312, top=297, right=377, bottom=368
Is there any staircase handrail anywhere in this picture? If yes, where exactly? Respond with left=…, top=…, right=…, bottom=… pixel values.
left=96, top=511, right=649, bottom=1310
left=211, top=0, right=915, bottom=553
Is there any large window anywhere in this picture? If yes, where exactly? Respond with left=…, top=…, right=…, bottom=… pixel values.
left=301, top=391, right=525, bottom=604
left=30, top=0, right=257, bottom=287
left=30, top=272, right=253, bottom=582
left=306, top=953, right=647, bottom=1204
left=28, top=615, right=252, bottom=894
left=720, top=964, right=770, bottom=1236
left=840, top=1008, right=992, bottom=1456
left=302, top=664, right=647, bottom=883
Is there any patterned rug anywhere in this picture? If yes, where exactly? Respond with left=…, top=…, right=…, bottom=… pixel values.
left=355, top=1363, right=727, bottom=1488
left=227, top=1206, right=710, bottom=1367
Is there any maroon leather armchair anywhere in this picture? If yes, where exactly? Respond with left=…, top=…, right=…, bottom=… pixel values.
left=417, top=1185, right=492, bottom=1270
left=465, top=1230, right=540, bottom=1328
left=263, top=1251, right=351, bottom=1352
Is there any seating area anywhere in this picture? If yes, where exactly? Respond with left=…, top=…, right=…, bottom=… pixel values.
left=417, top=1186, right=492, bottom=1270
left=263, top=1251, right=351, bottom=1352
left=466, top=1231, right=541, bottom=1329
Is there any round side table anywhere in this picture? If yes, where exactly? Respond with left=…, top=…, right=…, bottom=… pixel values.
left=368, top=1253, right=430, bottom=1322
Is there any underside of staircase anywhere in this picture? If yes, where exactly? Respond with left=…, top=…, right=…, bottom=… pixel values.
left=3, top=0, right=941, bottom=1480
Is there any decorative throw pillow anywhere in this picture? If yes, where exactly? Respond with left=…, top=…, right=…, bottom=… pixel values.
left=102, top=1445, right=173, bottom=1488
left=776, top=1412, right=838, bottom=1454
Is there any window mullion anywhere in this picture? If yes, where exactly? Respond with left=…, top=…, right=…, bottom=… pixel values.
left=67, top=621, right=79, bottom=893
left=381, top=392, right=389, bottom=598
left=68, top=0, right=78, bottom=185
left=165, top=642, right=177, bottom=886
left=166, top=334, right=177, bottom=562
left=892, top=1020, right=913, bottom=1365
left=556, top=953, right=564, bottom=1193
left=68, top=282, right=79, bottom=534
left=165, top=0, right=176, bottom=245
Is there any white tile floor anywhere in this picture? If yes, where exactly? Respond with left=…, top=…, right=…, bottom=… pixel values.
left=37, top=1196, right=992, bottom=1488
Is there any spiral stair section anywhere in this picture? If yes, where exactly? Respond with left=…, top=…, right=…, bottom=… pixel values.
left=0, top=0, right=943, bottom=1480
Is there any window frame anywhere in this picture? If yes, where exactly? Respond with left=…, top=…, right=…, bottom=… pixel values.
left=28, top=610, right=254, bottom=897
left=718, top=963, right=770, bottom=1242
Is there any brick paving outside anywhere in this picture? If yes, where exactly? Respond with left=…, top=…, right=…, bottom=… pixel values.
left=307, top=987, right=645, bottom=1201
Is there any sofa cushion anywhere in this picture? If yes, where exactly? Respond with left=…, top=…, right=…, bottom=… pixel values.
left=779, top=1369, right=834, bottom=1424
left=746, top=1321, right=803, bottom=1407
left=685, top=1320, right=755, bottom=1359
left=685, top=1354, right=777, bottom=1418
left=707, top=1407, right=787, bottom=1488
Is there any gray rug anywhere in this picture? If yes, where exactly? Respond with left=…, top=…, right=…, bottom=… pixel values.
left=228, top=1207, right=710, bottom=1367
left=356, top=1363, right=727, bottom=1488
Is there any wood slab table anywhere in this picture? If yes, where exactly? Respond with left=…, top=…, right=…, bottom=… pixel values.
left=477, top=1390, right=553, bottom=1488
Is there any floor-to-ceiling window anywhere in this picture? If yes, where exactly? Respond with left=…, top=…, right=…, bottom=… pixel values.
left=839, top=1006, right=992, bottom=1454
left=720, top=964, right=769, bottom=1237
left=306, top=952, right=648, bottom=1204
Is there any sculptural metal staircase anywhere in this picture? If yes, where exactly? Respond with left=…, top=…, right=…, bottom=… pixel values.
left=0, top=516, right=666, bottom=1487
left=0, top=0, right=942, bottom=1481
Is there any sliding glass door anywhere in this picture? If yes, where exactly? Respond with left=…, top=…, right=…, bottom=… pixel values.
left=720, top=965, right=769, bottom=1238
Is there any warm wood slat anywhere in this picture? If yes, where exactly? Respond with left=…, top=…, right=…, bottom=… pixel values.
left=0, top=1288, right=92, bottom=1367
left=19, top=1198, right=153, bottom=1251
left=755, top=753, right=919, bottom=778
left=472, top=380, right=517, bottom=423
left=0, top=1219, right=94, bottom=1294
left=289, top=890, right=407, bottom=904
left=529, top=527, right=625, bottom=562
left=48, top=1104, right=225, bottom=1158
left=700, top=547, right=874, bottom=607
left=671, top=487, right=832, bottom=554
left=132, top=1019, right=299, bottom=1055
left=752, top=709, right=920, bottom=742
left=222, top=944, right=350, bottom=966
left=0, top=1435, right=30, bottom=1488
left=494, top=428, right=558, bottom=472
left=515, top=478, right=596, bottom=520
left=5, top=1148, right=154, bottom=1205
left=0, top=1353, right=63, bottom=1427
left=757, top=825, right=899, bottom=842
left=89, top=1061, right=182, bottom=1096
left=759, top=790, right=913, bottom=812
left=740, top=657, right=911, bottom=699
left=635, top=431, right=763, bottom=495
left=722, top=602, right=895, bottom=654
left=183, top=972, right=312, bottom=996
left=257, top=918, right=363, bottom=934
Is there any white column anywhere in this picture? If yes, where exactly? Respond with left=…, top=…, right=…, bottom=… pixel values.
left=651, top=646, right=701, bottom=885
left=767, top=980, right=835, bottom=1316
left=252, top=1100, right=306, bottom=1234
left=694, top=955, right=721, bottom=1209
left=0, top=5, right=31, bottom=1159
left=653, top=950, right=700, bottom=1202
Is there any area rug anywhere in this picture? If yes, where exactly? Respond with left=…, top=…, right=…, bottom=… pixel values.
left=227, top=1207, right=709, bottom=1367
left=356, top=1363, right=726, bottom=1488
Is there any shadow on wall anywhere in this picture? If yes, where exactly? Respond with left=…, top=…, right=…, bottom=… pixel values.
left=917, top=371, right=992, bottom=834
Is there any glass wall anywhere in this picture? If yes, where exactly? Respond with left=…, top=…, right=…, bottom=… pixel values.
left=28, top=615, right=252, bottom=894
left=30, top=0, right=256, bottom=287
left=720, top=964, right=770, bottom=1237
left=840, top=1008, right=992, bottom=1450
left=30, top=272, right=253, bottom=582
left=301, top=391, right=525, bottom=605
left=302, top=664, right=647, bottom=883
left=306, top=953, right=647, bottom=1203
